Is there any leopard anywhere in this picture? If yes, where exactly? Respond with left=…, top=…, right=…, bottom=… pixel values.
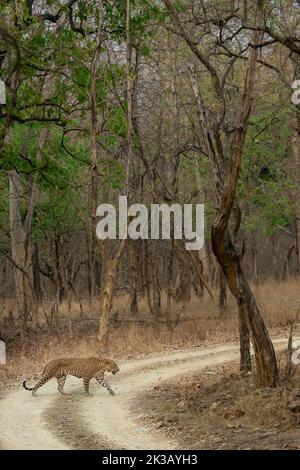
left=23, top=356, right=119, bottom=397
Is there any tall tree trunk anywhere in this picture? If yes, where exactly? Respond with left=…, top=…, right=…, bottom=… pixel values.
left=204, top=239, right=214, bottom=288
left=212, top=229, right=277, bottom=386
left=129, top=241, right=139, bottom=315
left=95, top=0, right=133, bottom=349
left=88, top=0, right=105, bottom=304
left=218, top=266, right=227, bottom=313
left=232, top=206, right=251, bottom=372
left=32, top=242, right=42, bottom=301
left=53, top=236, right=64, bottom=304
left=184, top=0, right=277, bottom=387
left=151, top=243, right=162, bottom=320
left=292, top=91, right=300, bottom=274
left=252, top=232, right=259, bottom=283
left=98, top=259, right=118, bottom=350
left=8, top=126, right=48, bottom=334
left=9, top=170, right=37, bottom=336
left=166, top=239, right=174, bottom=325
left=239, top=307, right=251, bottom=374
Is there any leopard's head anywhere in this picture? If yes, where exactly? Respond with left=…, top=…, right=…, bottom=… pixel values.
left=105, top=358, right=119, bottom=375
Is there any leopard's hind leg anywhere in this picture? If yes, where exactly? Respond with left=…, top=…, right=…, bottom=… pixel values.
left=56, top=374, right=67, bottom=395
left=83, top=377, right=93, bottom=396
left=31, top=374, right=52, bottom=396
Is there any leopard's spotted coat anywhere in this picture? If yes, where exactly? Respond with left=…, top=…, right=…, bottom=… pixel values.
left=23, top=357, right=119, bottom=396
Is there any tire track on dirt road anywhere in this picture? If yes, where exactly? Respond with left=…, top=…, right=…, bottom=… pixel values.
left=0, top=337, right=294, bottom=450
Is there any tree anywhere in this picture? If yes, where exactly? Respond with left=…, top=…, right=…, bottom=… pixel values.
left=164, top=0, right=278, bottom=386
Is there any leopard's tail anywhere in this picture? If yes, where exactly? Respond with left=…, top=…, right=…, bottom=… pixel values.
left=23, top=380, right=34, bottom=391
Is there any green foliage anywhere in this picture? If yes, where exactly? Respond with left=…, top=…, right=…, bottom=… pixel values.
left=1, top=0, right=297, bottom=254
left=32, top=188, right=85, bottom=242
left=240, top=108, right=294, bottom=234
left=104, top=0, right=165, bottom=46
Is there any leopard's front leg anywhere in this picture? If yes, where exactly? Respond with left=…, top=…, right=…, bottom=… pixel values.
left=102, top=378, right=115, bottom=395
left=95, top=373, right=115, bottom=396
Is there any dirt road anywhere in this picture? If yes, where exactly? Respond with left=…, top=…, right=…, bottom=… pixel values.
left=0, top=337, right=293, bottom=450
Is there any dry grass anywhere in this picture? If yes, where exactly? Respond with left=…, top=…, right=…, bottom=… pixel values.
left=253, top=278, right=300, bottom=328
left=138, top=354, right=300, bottom=449
left=1, top=278, right=300, bottom=383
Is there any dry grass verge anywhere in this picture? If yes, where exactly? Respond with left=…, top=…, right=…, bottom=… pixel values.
left=137, top=354, right=300, bottom=450
left=0, top=278, right=300, bottom=384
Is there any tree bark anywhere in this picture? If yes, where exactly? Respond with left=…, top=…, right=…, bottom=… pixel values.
left=9, top=170, right=37, bottom=335
left=218, top=266, right=227, bottom=313
left=32, top=242, right=42, bottom=301
left=239, top=307, right=251, bottom=374
left=129, top=241, right=139, bottom=315
left=292, top=96, right=300, bottom=274
left=97, top=259, right=118, bottom=351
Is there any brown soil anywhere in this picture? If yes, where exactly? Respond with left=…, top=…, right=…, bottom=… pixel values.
left=136, top=361, right=300, bottom=450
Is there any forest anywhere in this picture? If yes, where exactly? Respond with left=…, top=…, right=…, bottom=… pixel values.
left=0, top=0, right=300, bottom=452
